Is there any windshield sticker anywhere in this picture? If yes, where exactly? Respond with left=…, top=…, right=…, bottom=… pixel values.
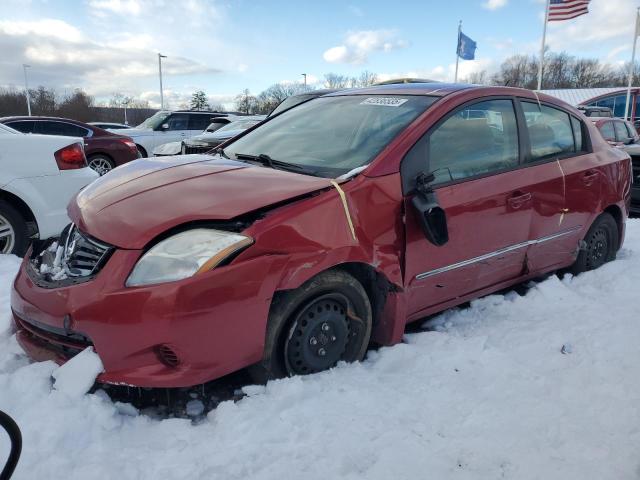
left=360, top=97, right=408, bottom=107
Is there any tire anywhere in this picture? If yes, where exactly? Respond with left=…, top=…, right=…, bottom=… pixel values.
left=249, top=270, right=372, bottom=383
left=87, top=155, right=115, bottom=176
left=0, top=200, right=29, bottom=256
left=136, top=145, right=148, bottom=158
left=569, top=212, right=619, bottom=275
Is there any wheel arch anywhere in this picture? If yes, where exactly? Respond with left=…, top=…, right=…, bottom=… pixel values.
left=135, top=144, right=148, bottom=157
left=0, top=189, right=38, bottom=235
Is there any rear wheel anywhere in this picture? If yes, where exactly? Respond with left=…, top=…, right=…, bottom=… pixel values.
left=569, top=212, right=618, bottom=275
left=87, top=155, right=115, bottom=176
left=0, top=200, right=29, bottom=256
left=249, top=270, right=372, bottom=383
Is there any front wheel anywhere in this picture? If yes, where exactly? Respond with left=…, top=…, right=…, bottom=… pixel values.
left=569, top=212, right=619, bottom=275
left=249, top=270, right=372, bottom=383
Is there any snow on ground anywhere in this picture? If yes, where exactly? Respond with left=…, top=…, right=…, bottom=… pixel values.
left=1, top=221, right=640, bottom=479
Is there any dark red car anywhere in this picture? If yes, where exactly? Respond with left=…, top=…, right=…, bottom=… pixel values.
left=0, top=116, right=139, bottom=175
left=11, top=84, right=632, bottom=389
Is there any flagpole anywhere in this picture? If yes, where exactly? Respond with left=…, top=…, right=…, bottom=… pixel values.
left=537, top=0, right=550, bottom=90
left=624, top=7, right=640, bottom=120
left=454, top=20, right=461, bottom=83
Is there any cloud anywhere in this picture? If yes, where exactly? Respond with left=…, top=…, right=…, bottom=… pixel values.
left=88, top=0, right=142, bottom=16
left=545, top=0, right=638, bottom=56
left=0, top=19, right=221, bottom=100
left=323, top=30, right=408, bottom=64
left=482, top=0, right=508, bottom=10
left=377, top=57, right=496, bottom=84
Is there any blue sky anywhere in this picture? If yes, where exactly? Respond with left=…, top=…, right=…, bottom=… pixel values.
left=0, top=0, right=637, bottom=108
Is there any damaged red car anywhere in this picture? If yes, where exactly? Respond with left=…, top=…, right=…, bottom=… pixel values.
left=11, top=83, right=632, bottom=388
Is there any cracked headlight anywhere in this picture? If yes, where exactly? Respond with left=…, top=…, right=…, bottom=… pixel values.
left=126, top=229, right=253, bottom=287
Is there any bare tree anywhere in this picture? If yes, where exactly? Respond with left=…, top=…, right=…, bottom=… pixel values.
left=323, top=73, right=351, bottom=89
left=234, top=88, right=258, bottom=114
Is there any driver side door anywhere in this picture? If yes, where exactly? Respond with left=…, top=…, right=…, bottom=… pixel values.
left=403, top=98, right=533, bottom=317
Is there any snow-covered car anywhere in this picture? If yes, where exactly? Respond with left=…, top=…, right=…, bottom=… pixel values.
left=153, top=116, right=265, bottom=156
left=0, top=123, right=98, bottom=255
left=116, top=110, right=225, bottom=157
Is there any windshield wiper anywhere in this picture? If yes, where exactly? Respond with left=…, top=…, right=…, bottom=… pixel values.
left=234, top=153, right=317, bottom=176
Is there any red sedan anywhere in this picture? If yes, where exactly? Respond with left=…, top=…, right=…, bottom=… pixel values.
left=0, top=116, right=139, bottom=175
left=11, top=84, right=632, bottom=388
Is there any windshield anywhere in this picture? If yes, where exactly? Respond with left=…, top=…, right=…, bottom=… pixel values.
left=225, top=95, right=436, bottom=177
left=269, top=94, right=317, bottom=117
left=136, top=111, right=171, bottom=129
left=217, top=119, right=261, bottom=133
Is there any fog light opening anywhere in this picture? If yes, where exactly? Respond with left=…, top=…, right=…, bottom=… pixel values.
left=155, top=344, right=180, bottom=368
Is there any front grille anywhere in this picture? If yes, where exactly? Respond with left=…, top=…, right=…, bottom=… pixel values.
left=28, top=224, right=113, bottom=287
left=62, top=224, right=112, bottom=277
left=13, top=310, right=93, bottom=359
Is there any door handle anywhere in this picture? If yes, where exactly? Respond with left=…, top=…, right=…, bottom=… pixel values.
left=582, top=170, right=599, bottom=185
left=507, top=191, right=532, bottom=209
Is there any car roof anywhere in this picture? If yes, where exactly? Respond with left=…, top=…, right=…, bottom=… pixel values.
left=0, top=115, right=91, bottom=125
left=324, top=82, right=476, bottom=97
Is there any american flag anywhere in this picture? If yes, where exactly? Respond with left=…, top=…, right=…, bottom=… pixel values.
left=548, top=0, right=590, bottom=22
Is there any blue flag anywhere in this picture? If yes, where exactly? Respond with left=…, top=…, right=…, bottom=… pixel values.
left=457, top=31, right=477, bottom=60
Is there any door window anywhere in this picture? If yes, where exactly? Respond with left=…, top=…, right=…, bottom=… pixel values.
left=188, top=114, right=213, bottom=131
left=522, top=102, right=576, bottom=161
left=599, top=121, right=615, bottom=142
left=166, top=114, right=189, bottom=130
left=426, top=99, right=519, bottom=183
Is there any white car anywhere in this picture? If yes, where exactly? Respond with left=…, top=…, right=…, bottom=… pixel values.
left=113, top=110, right=224, bottom=157
left=0, top=123, right=98, bottom=255
left=153, top=116, right=265, bottom=156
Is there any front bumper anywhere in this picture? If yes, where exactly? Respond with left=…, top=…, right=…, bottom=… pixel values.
left=11, top=247, right=285, bottom=388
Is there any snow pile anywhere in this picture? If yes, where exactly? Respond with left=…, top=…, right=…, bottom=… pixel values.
left=1, top=221, right=640, bottom=479
left=52, top=348, right=104, bottom=398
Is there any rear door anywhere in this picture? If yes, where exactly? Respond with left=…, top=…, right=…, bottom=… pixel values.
left=403, top=98, right=532, bottom=316
left=518, top=101, right=586, bottom=271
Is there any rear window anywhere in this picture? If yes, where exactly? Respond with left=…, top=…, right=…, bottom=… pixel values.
left=5, top=120, right=35, bottom=133
left=37, top=121, right=89, bottom=137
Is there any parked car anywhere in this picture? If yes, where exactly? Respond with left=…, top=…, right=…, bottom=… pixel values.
left=153, top=116, right=266, bottom=156
left=0, top=123, right=97, bottom=255
left=89, top=122, right=131, bottom=130
left=0, top=116, right=139, bottom=176
left=117, top=110, right=227, bottom=157
left=11, top=84, right=631, bottom=390
left=591, top=117, right=640, bottom=214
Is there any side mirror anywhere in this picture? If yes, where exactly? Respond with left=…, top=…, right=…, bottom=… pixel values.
left=411, top=172, right=449, bottom=246
left=160, top=123, right=170, bottom=131
left=0, top=410, right=22, bottom=480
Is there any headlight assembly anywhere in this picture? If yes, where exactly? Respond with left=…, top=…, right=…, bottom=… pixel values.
left=126, top=229, right=253, bottom=287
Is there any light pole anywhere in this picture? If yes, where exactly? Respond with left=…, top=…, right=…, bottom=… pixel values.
left=301, top=73, right=307, bottom=86
left=158, top=53, right=167, bottom=110
left=23, top=64, right=31, bottom=116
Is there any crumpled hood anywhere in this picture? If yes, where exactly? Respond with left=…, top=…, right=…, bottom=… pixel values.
left=69, top=155, right=333, bottom=249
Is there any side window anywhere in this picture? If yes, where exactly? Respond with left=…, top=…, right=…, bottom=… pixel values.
left=188, top=115, right=212, bottom=131
left=522, top=102, right=575, bottom=161
left=599, top=121, right=615, bottom=142
left=614, top=121, right=630, bottom=143
left=38, top=121, right=88, bottom=137
left=5, top=121, right=35, bottom=133
left=427, top=99, right=519, bottom=183
left=570, top=117, right=584, bottom=152
left=167, top=114, right=189, bottom=130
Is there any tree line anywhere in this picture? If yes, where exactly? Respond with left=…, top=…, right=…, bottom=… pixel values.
left=466, top=52, right=640, bottom=90
left=0, top=87, right=155, bottom=125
